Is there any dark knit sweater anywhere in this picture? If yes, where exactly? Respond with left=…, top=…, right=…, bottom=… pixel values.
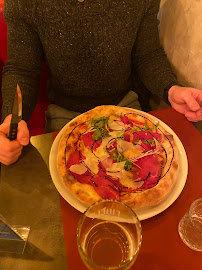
left=2, top=0, right=178, bottom=122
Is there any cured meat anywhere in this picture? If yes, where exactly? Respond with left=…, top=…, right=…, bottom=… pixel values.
left=92, top=176, right=119, bottom=200
left=132, top=154, right=161, bottom=189
left=66, top=151, right=80, bottom=169
left=71, top=170, right=92, bottom=185
left=82, top=132, right=94, bottom=148
left=133, top=131, right=161, bottom=142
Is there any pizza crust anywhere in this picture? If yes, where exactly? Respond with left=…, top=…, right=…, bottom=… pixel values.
left=57, top=105, right=179, bottom=210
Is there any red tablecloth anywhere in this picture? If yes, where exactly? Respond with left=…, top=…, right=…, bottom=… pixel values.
left=53, top=108, right=202, bottom=270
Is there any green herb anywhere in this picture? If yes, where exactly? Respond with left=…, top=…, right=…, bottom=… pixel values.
left=91, top=117, right=107, bottom=127
left=116, top=130, right=125, bottom=140
left=92, top=128, right=107, bottom=140
left=124, top=160, right=133, bottom=171
left=134, top=138, right=140, bottom=145
left=105, top=121, right=110, bottom=132
left=144, top=139, right=155, bottom=145
left=152, top=122, right=160, bottom=131
left=110, top=150, right=125, bottom=163
left=136, top=172, right=139, bottom=175
left=91, top=117, right=109, bottom=140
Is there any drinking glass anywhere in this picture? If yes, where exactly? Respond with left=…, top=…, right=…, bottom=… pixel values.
left=77, top=200, right=142, bottom=270
left=178, top=198, right=202, bottom=251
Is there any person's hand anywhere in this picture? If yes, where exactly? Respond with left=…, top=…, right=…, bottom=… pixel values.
left=0, top=114, right=30, bottom=165
left=168, top=85, right=202, bottom=122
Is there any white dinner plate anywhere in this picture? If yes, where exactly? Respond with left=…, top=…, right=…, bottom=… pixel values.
left=49, top=109, right=188, bottom=220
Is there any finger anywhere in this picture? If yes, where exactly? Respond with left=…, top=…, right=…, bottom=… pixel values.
left=185, top=110, right=202, bottom=122
left=196, top=94, right=202, bottom=105
left=183, top=93, right=201, bottom=112
left=17, top=120, right=30, bottom=146
left=0, top=132, right=23, bottom=152
left=170, top=102, right=190, bottom=115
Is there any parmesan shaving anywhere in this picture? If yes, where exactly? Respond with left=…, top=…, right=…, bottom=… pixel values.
left=106, top=162, right=125, bottom=179
left=69, top=163, right=87, bottom=175
left=108, top=118, right=125, bottom=131
left=123, top=144, right=143, bottom=160
left=119, top=171, right=144, bottom=189
left=82, top=147, right=99, bottom=174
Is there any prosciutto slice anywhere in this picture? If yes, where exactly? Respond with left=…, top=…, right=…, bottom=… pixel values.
left=71, top=171, right=92, bottom=185
left=92, top=177, right=119, bottom=200
left=132, top=154, right=161, bottom=189
left=82, top=132, right=102, bottom=151
left=82, top=132, right=94, bottom=148
left=66, top=151, right=80, bottom=169
left=66, top=150, right=92, bottom=184
left=133, top=131, right=162, bottom=142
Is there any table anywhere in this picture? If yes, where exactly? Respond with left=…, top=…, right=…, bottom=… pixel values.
left=0, top=134, right=68, bottom=270
left=0, top=108, right=202, bottom=269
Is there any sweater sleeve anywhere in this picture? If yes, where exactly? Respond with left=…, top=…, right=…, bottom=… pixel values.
left=1, top=0, right=43, bottom=122
left=132, top=0, right=178, bottom=99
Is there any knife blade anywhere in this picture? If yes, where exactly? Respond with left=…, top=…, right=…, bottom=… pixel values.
left=8, top=84, right=22, bottom=140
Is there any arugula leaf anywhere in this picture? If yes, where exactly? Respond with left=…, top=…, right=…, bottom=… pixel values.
left=144, top=122, right=152, bottom=131
left=134, top=138, right=140, bottom=145
left=124, top=160, right=133, bottom=171
left=91, top=117, right=109, bottom=140
left=143, top=139, right=155, bottom=145
left=92, top=128, right=107, bottom=140
left=152, top=122, right=160, bottom=131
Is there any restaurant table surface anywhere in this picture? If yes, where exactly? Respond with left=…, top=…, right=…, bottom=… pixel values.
left=0, top=107, right=202, bottom=270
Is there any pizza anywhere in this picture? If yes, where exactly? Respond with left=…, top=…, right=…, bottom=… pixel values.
left=57, top=105, right=178, bottom=210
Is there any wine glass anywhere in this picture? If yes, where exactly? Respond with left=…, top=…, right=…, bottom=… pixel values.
left=77, top=200, right=142, bottom=270
left=178, top=198, right=202, bottom=251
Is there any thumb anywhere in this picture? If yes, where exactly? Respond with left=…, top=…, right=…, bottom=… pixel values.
left=17, top=120, right=30, bottom=146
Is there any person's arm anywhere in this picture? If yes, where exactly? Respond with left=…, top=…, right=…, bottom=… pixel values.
left=132, top=0, right=202, bottom=122
left=0, top=0, right=43, bottom=165
left=132, top=0, right=178, bottom=100
left=1, top=0, right=43, bottom=123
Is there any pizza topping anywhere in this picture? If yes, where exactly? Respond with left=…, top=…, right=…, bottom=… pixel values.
left=90, top=117, right=109, bottom=140
left=66, top=151, right=80, bottom=169
left=117, top=140, right=142, bottom=159
left=92, top=176, right=120, bottom=200
left=120, top=170, right=144, bottom=189
left=108, top=118, right=125, bottom=131
left=82, top=147, right=99, bottom=174
left=71, top=171, right=92, bottom=185
left=106, top=161, right=125, bottom=179
left=93, top=136, right=113, bottom=158
left=62, top=109, right=175, bottom=204
left=133, top=131, right=161, bottom=143
left=82, top=132, right=95, bottom=148
left=101, top=157, right=114, bottom=170
left=131, top=154, right=161, bottom=189
left=69, top=163, right=87, bottom=175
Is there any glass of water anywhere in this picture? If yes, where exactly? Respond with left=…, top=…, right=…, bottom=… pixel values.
left=178, top=198, right=202, bottom=251
left=77, top=200, right=142, bottom=270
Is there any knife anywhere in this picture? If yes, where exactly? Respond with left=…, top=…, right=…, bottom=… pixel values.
left=8, top=84, right=22, bottom=141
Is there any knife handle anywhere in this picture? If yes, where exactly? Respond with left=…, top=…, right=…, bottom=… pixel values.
left=8, top=123, right=18, bottom=141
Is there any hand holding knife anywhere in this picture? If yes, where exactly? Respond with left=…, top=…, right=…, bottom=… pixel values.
left=8, top=84, right=22, bottom=140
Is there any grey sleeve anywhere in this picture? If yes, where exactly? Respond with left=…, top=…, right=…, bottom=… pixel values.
left=132, top=0, right=178, bottom=99
left=1, top=0, right=43, bottom=122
